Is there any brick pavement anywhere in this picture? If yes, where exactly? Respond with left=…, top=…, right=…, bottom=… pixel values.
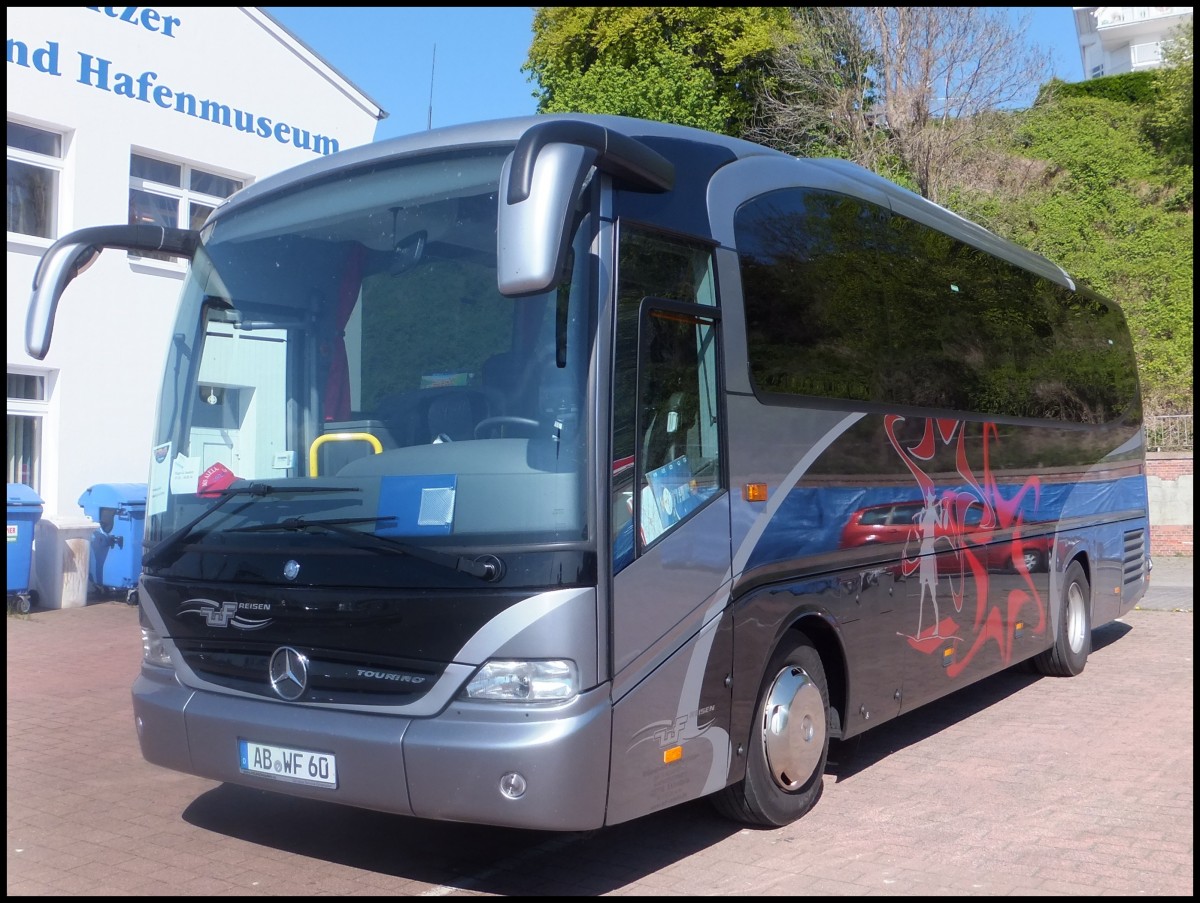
left=6, top=561, right=1193, bottom=896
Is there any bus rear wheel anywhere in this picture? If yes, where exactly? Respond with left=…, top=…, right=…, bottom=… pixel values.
left=711, top=636, right=829, bottom=827
left=1031, top=560, right=1091, bottom=677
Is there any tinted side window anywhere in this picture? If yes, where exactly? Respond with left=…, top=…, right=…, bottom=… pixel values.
left=738, top=189, right=889, bottom=403
left=1033, top=287, right=1141, bottom=424
left=875, top=213, right=1000, bottom=412
left=613, top=228, right=717, bottom=468
left=881, top=217, right=1139, bottom=424
left=736, top=187, right=1139, bottom=424
left=611, top=227, right=722, bottom=570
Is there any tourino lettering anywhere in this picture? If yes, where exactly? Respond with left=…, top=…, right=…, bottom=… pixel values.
left=357, top=669, right=426, bottom=684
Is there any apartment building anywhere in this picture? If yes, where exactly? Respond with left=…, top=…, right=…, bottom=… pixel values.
left=1073, top=6, right=1193, bottom=79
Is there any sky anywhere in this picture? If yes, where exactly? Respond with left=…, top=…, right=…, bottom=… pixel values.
left=263, top=7, right=1087, bottom=143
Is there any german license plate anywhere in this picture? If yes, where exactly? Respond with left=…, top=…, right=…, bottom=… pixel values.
left=238, top=738, right=338, bottom=788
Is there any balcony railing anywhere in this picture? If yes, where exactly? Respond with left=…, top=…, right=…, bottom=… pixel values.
left=1095, top=7, right=1192, bottom=29
left=1132, top=41, right=1165, bottom=66
left=1145, top=414, right=1194, bottom=452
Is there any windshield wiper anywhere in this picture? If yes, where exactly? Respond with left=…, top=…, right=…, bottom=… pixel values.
left=230, top=516, right=504, bottom=582
left=143, top=482, right=359, bottom=569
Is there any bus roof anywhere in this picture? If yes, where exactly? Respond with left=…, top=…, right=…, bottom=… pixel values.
left=211, top=113, right=1073, bottom=290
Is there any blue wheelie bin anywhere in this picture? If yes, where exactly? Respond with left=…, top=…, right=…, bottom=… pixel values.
left=7, top=483, right=44, bottom=613
left=78, top=483, right=147, bottom=600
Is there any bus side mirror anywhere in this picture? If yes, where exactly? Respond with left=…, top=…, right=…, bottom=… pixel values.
left=496, top=141, right=595, bottom=297
left=26, top=224, right=198, bottom=360
left=26, top=240, right=99, bottom=360
left=496, top=119, right=675, bottom=298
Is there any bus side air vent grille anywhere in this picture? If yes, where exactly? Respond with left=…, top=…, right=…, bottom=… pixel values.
left=1122, top=529, right=1147, bottom=585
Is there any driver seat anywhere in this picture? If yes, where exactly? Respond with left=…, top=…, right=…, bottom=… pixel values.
left=426, top=391, right=485, bottom=442
left=482, top=351, right=540, bottom=418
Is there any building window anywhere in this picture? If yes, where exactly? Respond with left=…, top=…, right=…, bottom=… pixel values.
left=128, top=152, right=244, bottom=260
left=7, top=372, right=47, bottom=492
left=7, top=121, right=64, bottom=239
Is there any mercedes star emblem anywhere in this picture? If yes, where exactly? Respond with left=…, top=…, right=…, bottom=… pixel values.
left=268, top=646, right=309, bottom=700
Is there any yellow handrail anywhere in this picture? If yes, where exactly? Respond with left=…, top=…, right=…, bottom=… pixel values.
left=308, top=432, right=383, bottom=476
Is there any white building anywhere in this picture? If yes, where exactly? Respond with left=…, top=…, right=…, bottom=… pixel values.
left=1073, top=6, right=1193, bottom=79
left=7, top=8, right=385, bottom=530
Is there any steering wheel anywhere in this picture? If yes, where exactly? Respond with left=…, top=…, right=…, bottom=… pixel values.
left=474, top=416, right=540, bottom=439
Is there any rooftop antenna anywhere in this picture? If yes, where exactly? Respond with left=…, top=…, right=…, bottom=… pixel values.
left=427, top=44, right=436, bottom=130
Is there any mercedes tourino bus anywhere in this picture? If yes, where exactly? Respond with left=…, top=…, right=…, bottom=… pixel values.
left=26, top=114, right=1150, bottom=831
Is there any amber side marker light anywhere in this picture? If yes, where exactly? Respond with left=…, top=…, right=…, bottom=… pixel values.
left=663, top=746, right=682, bottom=764
left=743, top=483, right=768, bottom=502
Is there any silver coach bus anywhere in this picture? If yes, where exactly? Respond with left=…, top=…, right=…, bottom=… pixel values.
left=27, top=114, right=1150, bottom=831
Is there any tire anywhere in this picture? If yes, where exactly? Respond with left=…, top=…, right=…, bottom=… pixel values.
left=1031, top=559, right=1091, bottom=677
left=711, top=636, right=830, bottom=827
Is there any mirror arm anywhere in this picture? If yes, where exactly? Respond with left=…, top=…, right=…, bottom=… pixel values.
left=507, top=120, right=675, bottom=205
left=26, top=224, right=200, bottom=360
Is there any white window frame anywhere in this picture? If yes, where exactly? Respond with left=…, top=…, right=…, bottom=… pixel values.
left=6, top=369, right=52, bottom=494
left=7, top=119, right=67, bottom=244
left=127, top=150, right=247, bottom=264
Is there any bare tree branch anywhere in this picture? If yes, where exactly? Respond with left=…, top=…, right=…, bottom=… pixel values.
left=753, top=7, right=1053, bottom=202
left=747, top=8, right=892, bottom=170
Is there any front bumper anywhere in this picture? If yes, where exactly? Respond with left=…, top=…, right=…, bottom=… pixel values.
left=133, top=666, right=613, bottom=831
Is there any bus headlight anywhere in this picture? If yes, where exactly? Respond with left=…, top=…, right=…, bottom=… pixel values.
left=140, top=625, right=173, bottom=669
left=462, top=659, right=578, bottom=702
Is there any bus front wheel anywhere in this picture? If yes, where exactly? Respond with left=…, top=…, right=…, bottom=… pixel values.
left=712, top=636, right=830, bottom=827
left=1031, top=559, right=1091, bottom=677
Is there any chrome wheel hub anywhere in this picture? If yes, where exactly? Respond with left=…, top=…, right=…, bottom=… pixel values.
left=761, top=665, right=826, bottom=791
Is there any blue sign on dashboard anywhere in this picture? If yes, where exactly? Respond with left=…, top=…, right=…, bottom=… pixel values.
left=376, top=474, right=457, bottom=536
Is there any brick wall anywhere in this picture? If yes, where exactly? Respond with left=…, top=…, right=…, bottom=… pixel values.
left=1147, top=452, right=1193, bottom=557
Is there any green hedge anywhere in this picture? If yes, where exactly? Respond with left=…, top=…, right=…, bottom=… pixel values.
left=1039, top=71, right=1158, bottom=106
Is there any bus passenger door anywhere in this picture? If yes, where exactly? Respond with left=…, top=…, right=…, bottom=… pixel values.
left=605, top=229, right=734, bottom=825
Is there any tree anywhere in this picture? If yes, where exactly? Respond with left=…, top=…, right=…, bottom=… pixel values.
left=1147, top=20, right=1193, bottom=168
left=523, top=7, right=789, bottom=134
left=744, top=9, right=886, bottom=166
left=752, top=8, right=1053, bottom=202
left=950, top=95, right=1193, bottom=416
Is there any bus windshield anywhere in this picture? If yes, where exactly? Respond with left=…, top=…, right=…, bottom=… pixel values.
left=146, top=145, right=593, bottom=576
